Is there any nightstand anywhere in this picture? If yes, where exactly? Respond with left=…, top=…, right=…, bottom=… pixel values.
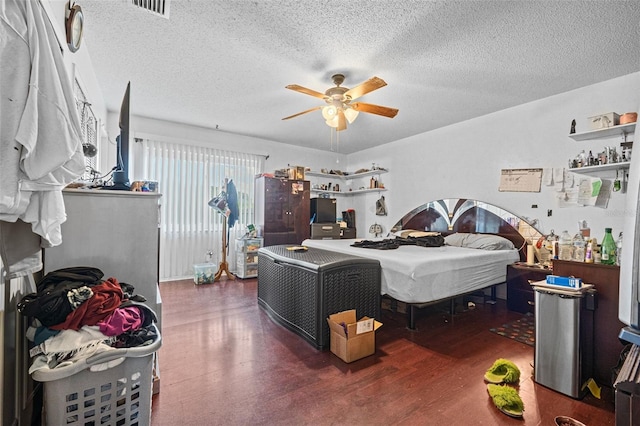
left=506, top=263, right=552, bottom=314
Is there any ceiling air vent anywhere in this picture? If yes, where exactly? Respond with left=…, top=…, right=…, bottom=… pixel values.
left=131, top=0, right=170, bottom=18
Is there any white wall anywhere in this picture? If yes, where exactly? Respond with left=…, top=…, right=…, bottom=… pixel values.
left=105, top=73, right=640, bottom=245
left=98, top=113, right=346, bottom=181
left=346, top=72, right=640, bottom=242
left=41, top=0, right=348, bottom=215
left=41, top=0, right=107, bottom=118
left=42, top=0, right=109, bottom=178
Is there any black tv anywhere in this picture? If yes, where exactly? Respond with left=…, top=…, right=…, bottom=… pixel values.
left=105, top=82, right=131, bottom=190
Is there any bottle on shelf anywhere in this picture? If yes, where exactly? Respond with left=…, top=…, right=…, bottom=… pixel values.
left=572, top=233, right=586, bottom=262
left=616, top=232, right=623, bottom=266
left=558, top=230, right=573, bottom=261
left=544, top=230, right=558, bottom=261
left=577, top=150, right=586, bottom=167
left=600, top=228, right=617, bottom=265
left=585, top=240, right=594, bottom=263
left=578, top=220, right=590, bottom=238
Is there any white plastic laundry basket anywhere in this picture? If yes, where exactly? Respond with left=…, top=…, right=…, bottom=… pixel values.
left=31, top=326, right=161, bottom=426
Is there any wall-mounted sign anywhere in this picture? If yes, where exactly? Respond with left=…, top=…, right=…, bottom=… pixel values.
left=499, top=168, right=543, bottom=192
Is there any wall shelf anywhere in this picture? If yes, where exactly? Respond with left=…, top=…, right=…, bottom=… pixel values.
left=569, top=161, right=630, bottom=173
left=311, top=188, right=387, bottom=196
left=307, top=168, right=388, bottom=196
left=568, top=123, right=635, bottom=141
left=305, top=169, right=388, bottom=180
left=570, top=161, right=630, bottom=193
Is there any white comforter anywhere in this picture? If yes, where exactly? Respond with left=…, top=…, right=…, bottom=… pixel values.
left=302, top=238, right=520, bottom=304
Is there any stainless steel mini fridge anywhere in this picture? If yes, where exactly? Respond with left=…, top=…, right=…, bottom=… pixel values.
left=533, top=284, right=596, bottom=399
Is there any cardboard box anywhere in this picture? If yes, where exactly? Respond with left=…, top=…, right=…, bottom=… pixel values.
left=327, top=310, right=382, bottom=363
left=546, top=275, right=582, bottom=288
left=588, top=112, right=620, bottom=130
left=287, top=166, right=305, bottom=180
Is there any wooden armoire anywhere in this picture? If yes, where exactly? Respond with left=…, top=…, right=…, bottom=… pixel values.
left=254, top=176, right=310, bottom=247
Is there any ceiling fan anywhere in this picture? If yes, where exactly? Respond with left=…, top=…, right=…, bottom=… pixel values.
left=282, top=74, right=399, bottom=131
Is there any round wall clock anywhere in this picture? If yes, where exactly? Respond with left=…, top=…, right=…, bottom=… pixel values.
left=65, top=1, right=84, bottom=53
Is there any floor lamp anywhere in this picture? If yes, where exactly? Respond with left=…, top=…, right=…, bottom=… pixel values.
left=208, top=184, right=235, bottom=282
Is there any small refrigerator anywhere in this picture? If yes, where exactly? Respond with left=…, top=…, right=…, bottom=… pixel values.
left=310, top=197, right=337, bottom=223
left=533, top=283, right=596, bottom=399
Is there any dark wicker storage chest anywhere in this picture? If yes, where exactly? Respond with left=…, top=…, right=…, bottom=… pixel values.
left=258, top=245, right=381, bottom=349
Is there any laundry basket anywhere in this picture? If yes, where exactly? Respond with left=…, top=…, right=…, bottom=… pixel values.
left=31, top=326, right=161, bottom=426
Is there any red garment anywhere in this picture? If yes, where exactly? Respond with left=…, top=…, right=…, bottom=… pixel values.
left=51, top=277, right=123, bottom=331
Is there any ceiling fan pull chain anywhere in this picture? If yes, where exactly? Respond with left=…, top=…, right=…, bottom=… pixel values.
left=330, top=126, right=334, bottom=151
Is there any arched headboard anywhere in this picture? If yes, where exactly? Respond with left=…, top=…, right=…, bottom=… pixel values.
left=391, top=199, right=544, bottom=262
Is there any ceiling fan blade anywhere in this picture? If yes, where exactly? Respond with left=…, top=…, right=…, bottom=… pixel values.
left=351, top=102, right=399, bottom=118
left=282, top=106, right=322, bottom=120
left=337, top=110, right=347, bottom=131
left=285, top=84, right=327, bottom=100
left=344, top=76, right=387, bottom=100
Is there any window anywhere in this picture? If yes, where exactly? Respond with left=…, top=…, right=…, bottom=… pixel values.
left=135, top=138, right=264, bottom=280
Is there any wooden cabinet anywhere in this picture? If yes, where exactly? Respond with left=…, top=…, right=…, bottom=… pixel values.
left=43, top=190, right=162, bottom=326
left=506, top=263, right=552, bottom=314
left=553, top=260, right=624, bottom=387
left=255, top=176, right=310, bottom=247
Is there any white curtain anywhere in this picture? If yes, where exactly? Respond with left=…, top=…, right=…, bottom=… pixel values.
left=133, top=138, right=265, bottom=281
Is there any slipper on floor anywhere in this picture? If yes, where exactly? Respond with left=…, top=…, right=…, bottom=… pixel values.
left=487, top=384, right=524, bottom=418
left=484, top=358, right=521, bottom=384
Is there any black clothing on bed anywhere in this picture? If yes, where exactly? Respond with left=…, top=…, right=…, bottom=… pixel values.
left=351, top=235, right=445, bottom=250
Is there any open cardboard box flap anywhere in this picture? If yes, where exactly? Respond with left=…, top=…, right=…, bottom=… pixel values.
left=327, top=310, right=382, bottom=338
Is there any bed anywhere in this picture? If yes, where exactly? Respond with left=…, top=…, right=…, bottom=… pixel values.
left=302, top=198, right=543, bottom=328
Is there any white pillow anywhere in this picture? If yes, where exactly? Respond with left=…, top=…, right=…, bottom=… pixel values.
left=393, top=229, right=417, bottom=238
left=444, top=233, right=515, bottom=250
left=393, top=230, right=441, bottom=238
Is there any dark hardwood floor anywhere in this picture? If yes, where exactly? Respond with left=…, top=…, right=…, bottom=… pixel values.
left=151, top=278, right=615, bottom=425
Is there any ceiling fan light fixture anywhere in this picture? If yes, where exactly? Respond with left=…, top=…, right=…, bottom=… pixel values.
left=325, top=117, right=339, bottom=128
left=322, top=105, right=338, bottom=120
left=344, top=108, right=359, bottom=124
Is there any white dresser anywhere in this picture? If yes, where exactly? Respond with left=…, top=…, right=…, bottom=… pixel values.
left=43, top=189, right=162, bottom=327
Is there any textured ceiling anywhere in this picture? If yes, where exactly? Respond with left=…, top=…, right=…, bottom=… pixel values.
left=79, top=0, right=640, bottom=154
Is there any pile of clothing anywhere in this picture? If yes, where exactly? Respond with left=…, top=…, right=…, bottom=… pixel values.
left=351, top=234, right=445, bottom=250
left=17, top=267, right=159, bottom=375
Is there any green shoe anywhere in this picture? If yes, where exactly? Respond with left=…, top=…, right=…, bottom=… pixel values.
left=487, top=384, right=524, bottom=418
left=484, top=358, right=521, bottom=384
